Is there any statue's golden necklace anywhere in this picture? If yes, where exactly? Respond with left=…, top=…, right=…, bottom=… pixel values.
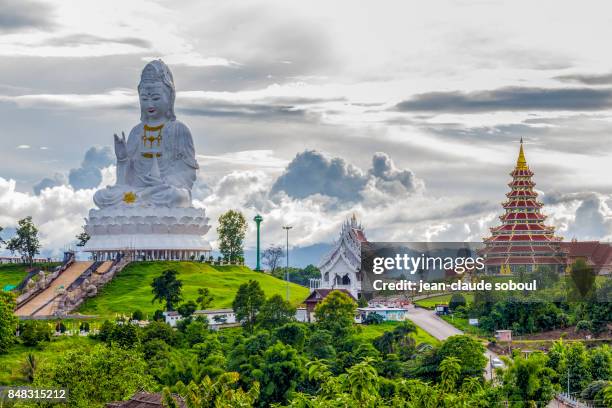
left=141, top=123, right=163, bottom=158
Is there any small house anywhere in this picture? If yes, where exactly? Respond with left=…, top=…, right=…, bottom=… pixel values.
left=495, top=329, right=512, bottom=342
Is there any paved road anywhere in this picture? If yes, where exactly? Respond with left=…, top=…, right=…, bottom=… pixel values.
left=405, top=304, right=500, bottom=379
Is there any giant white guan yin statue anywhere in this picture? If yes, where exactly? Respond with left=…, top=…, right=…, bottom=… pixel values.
left=83, top=60, right=211, bottom=257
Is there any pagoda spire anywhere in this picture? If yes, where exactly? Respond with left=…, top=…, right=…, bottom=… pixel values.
left=516, top=138, right=528, bottom=170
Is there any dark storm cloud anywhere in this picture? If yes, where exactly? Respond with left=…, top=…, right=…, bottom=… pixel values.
left=556, top=72, right=612, bottom=85
left=68, top=146, right=113, bottom=190
left=0, top=0, right=54, bottom=32
left=271, top=150, right=366, bottom=201
left=32, top=146, right=114, bottom=192
left=418, top=114, right=612, bottom=156
left=541, top=191, right=600, bottom=205
left=395, top=87, right=612, bottom=113
left=270, top=150, right=420, bottom=202
left=42, top=34, right=151, bottom=49
left=33, top=173, right=67, bottom=195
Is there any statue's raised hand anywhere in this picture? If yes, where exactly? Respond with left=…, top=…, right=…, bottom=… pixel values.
left=114, top=132, right=128, bottom=161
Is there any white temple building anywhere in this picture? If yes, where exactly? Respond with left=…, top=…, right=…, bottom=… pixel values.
left=311, top=215, right=367, bottom=298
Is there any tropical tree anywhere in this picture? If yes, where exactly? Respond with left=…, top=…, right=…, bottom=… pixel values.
left=0, top=292, right=18, bottom=354
left=6, top=216, right=41, bottom=266
left=449, top=293, right=467, bottom=311
left=569, top=258, right=597, bottom=301
left=217, top=210, right=247, bottom=262
left=178, top=300, right=198, bottom=319
left=439, top=356, right=461, bottom=393
left=373, top=321, right=417, bottom=360
left=501, top=351, right=558, bottom=407
left=314, top=290, right=357, bottom=339
left=257, top=342, right=306, bottom=406
left=20, top=353, right=37, bottom=383
left=561, top=342, right=592, bottom=394
left=232, top=280, right=265, bottom=333
left=257, top=294, right=296, bottom=330
left=151, top=269, right=183, bottom=311
left=436, top=335, right=487, bottom=381
left=163, top=372, right=259, bottom=408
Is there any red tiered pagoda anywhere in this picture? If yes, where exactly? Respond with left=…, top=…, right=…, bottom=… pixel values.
left=481, top=139, right=566, bottom=274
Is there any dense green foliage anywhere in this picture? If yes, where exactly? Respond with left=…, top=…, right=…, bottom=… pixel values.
left=272, top=264, right=322, bottom=287
left=233, top=280, right=266, bottom=333
left=462, top=265, right=611, bottom=336
left=2, top=285, right=609, bottom=407
left=0, top=292, right=17, bottom=353
left=19, top=320, right=52, bottom=347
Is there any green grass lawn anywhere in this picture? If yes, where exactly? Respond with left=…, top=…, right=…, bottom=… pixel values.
left=415, top=293, right=474, bottom=309
left=77, top=262, right=310, bottom=319
left=357, top=321, right=440, bottom=346
left=0, top=335, right=99, bottom=385
left=0, top=263, right=60, bottom=290
left=439, top=315, right=489, bottom=337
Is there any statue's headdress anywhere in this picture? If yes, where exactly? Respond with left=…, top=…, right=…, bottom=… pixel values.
left=138, top=59, right=176, bottom=121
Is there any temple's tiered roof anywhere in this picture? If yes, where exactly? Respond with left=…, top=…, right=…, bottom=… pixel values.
left=318, top=214, right=367, bottom=274
left=481, top=140, right=566, bottom=271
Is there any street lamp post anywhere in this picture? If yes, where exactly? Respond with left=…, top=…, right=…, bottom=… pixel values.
left=282, top=225, right=292, bottom=301
left=254, top=214, right=263, bottom=271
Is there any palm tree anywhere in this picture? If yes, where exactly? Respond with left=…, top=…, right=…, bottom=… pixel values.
left=20, top=353, right=37, bottom=383
left=439, top=356, right=461, bottom=393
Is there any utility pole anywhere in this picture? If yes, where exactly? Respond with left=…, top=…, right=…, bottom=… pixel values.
left=253, top=214, right=263, bottom=271
left=282, top=225, right=292, bottom=301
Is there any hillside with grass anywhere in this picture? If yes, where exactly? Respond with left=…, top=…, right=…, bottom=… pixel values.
left=0, top=263, right=59, bottom=290
left=77, top=261, right=310, bottom=319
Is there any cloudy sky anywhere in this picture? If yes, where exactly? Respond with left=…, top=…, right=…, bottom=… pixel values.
left=1, top=0, right=612, bottom=263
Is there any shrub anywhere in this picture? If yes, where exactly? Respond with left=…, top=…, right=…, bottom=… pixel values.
left=449, top=294, right=466, bottom=311
left=21, top=321, right=52, bottom=347
left=575, top=320, right=592, bottom=333
left=363, top=312, right=384, bottom=325
left=132, top=310, right=144, bottom=321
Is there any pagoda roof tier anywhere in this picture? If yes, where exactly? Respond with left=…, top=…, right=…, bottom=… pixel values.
left=490, top=223, right=549, bottom=232
left=484, top=233, right=562, bottom=242
left=483, top=255, right=566, bottom=266
left=506, top=190, right=538, bottom=198
left=481, top=244, right=565, bottom=255
left=490, top=226, right=555, bottom=234
left=500, top=212, right=546, bottom=221
left=502, top=199, right=543, bottom=209
left=508, top=180, right=535, bottom=188
left=510, top=168, right=534, bottom=177
left=483, top=244, right=563, bottom=253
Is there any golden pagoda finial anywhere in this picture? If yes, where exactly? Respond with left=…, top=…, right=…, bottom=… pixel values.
left=516, top=138, right=528, bottom=170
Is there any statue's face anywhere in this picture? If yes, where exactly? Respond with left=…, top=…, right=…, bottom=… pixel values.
left=139, top=82, right=170, bottom=122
